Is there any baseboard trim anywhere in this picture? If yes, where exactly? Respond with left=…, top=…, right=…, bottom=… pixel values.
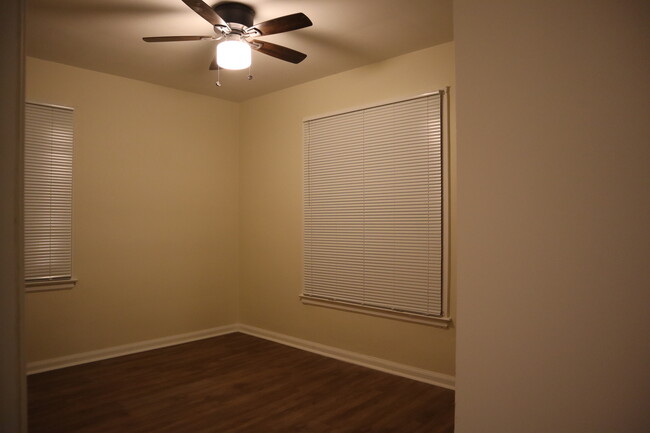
left=26, top=324, right=238, bottom=375
left=238, top=324, right=456, bottom=390
left=27, top=323, right=456, bottom=390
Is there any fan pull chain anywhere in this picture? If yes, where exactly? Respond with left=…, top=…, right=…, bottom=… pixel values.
left=215, top=65, right=254, bottom=87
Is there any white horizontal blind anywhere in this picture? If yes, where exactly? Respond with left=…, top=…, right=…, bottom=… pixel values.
left=303, top=93, right=444, bottom=317
left=24, top=102, right=74, bottom=281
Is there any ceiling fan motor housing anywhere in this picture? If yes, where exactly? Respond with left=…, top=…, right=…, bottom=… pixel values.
left=214, top=2, right=255, bottom=28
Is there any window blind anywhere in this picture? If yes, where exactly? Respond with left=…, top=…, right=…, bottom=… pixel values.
left=24, top=102, right=74, bottom=281
left=303, top=92, right=444, bottom=317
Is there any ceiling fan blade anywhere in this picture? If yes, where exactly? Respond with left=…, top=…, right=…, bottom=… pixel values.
left=181, top=0, right=229, bottom=29
left=209, top=56, right=218, bottom=70
left=252, top=40, right=307, bottom=64
left=250, top=13, right=312, bottom=36
left=143, top=36, right=210, bottom=42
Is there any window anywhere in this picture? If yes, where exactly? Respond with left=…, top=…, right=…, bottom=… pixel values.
left=24, top=102, right=76, bottom=291
left=302, top=92, right=449, bottom=326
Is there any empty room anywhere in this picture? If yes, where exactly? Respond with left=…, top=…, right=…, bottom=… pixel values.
left=1, top=1, right=649, bottom=433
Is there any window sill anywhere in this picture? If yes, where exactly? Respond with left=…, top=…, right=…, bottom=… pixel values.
left=26, top=279, right=77, bottom=293
left=300, top=295, right=452, bottom=328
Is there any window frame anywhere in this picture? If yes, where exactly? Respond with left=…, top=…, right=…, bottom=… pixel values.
left=24, top=101, right=76, bottom=293
left=300, top=91, right=451, bottom=327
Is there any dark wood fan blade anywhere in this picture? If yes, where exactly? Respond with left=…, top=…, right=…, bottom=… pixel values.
left=143, top=36, right=210, bottom=42
left=252, top=40, right=307, bottom=64
left=251, top=13, right=312, bottom=36
left=209, top=56, right=218, bottom=70
left=182, top=0, right=229, bottom=29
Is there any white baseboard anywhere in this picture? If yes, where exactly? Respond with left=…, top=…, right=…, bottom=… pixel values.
left=26, top=324, right=238, bottom=374
left=27, top=323, right=456, bottom=390
left=238, top=324, right=456, bottom=390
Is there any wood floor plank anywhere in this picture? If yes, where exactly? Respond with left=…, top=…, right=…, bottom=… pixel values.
left=28, top=333, right=454, bottom=432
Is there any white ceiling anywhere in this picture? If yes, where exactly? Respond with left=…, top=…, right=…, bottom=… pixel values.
left=27, top=0, right=453, bottom=102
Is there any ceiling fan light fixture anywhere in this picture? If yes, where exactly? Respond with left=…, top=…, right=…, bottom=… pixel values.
left=143, top=1, right=313, bottom=77
left=217, top=35, right=251, bottom=70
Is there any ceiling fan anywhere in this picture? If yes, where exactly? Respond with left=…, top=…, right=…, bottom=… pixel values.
left=143, top=0, right=312, bottom=76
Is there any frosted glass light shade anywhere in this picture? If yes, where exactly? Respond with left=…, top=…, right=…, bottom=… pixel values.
left=217, top=40, right=251, bottom=70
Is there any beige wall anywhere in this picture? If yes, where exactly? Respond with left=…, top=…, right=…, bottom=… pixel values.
left=454, top=1, right=650, bottom=432
left=239, top=43, right=456, bottom=375
left=25, top=58, right=240, bottom=363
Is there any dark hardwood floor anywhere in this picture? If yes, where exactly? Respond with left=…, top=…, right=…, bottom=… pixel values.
left=28, top=332, right=454, bottom=433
